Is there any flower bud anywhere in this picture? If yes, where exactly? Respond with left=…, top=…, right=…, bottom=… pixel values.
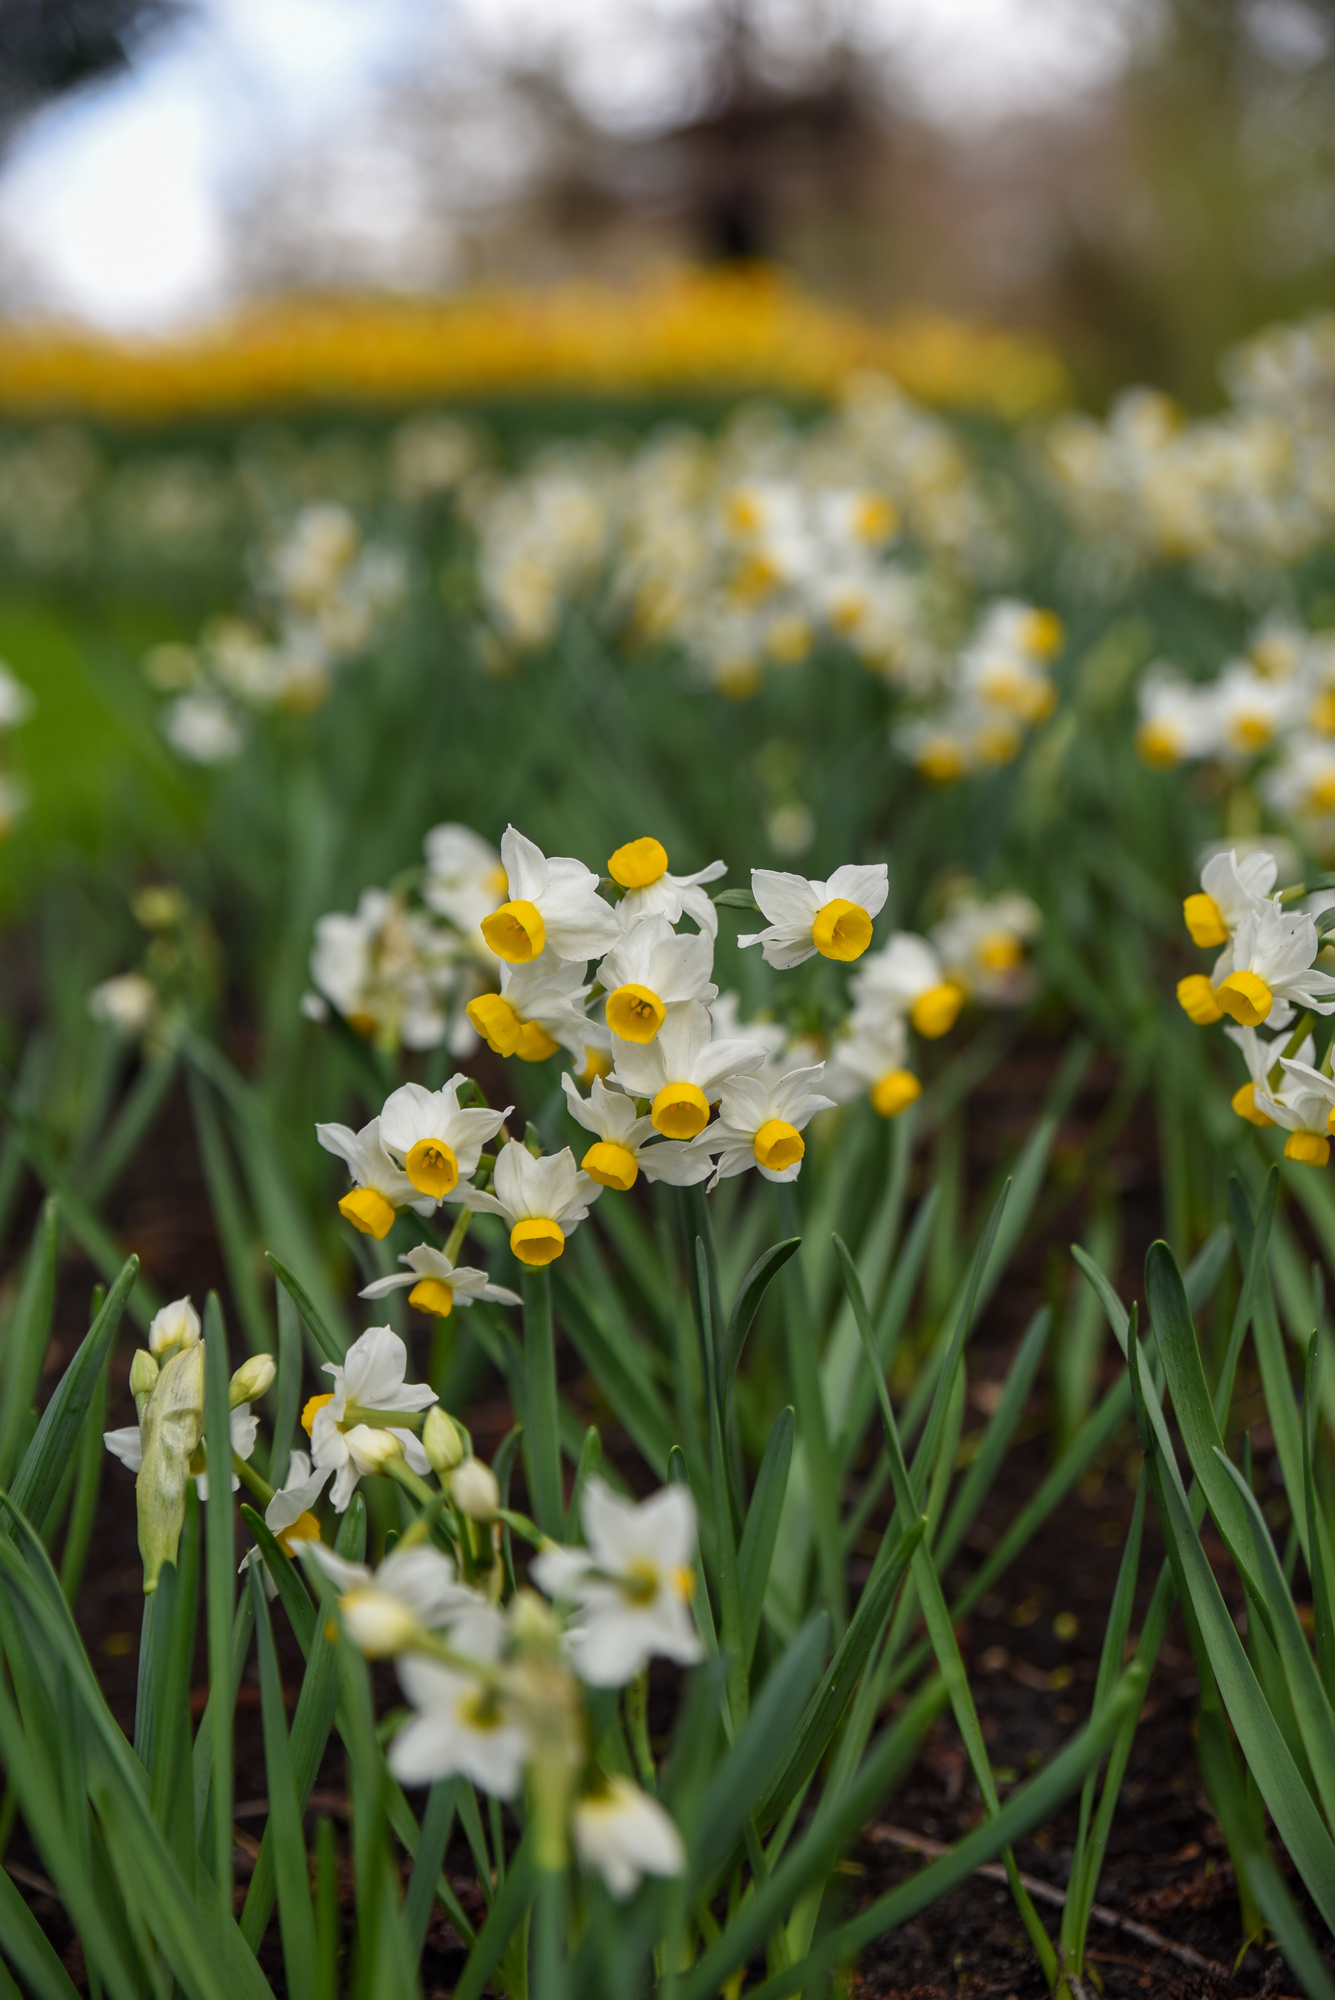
left=351, top=1427, right=404, bottom=1474
left=128, top=1348, right=160, bottom=1408
left=147, top=1295, right=201, bottom=1361
left=136, top=1341, right=206, bottom=1593
left=229, top=1353, right=276, bottom=1408
left=423, top=1405, right=465, bottom=1474
left=509, top=1587, right=561, bottom=1650
left=451, top=1456, right=500, bottom=1522
left=339, top=1587, right=420, bottom=1658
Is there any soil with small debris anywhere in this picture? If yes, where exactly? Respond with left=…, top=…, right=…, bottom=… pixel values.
left=5, top=1033, right=1335, bottom=1997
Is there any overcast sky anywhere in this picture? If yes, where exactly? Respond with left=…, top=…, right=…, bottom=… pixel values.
left=0, top=0, right=1150, bottom=332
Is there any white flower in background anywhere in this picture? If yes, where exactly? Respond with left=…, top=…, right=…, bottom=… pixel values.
left=304, top=1539, right=482, bottom=1655
left=559, top=1072, right=712, bottom=1190
left=1183, top=848, right=1279, bottom=948
left=390, top=1605, right=529, bottom=1795
left=378, top=1077, right=509, bottom=1200
left=701, top=1065, right=834, bottom=1188
left=740, top=863, right=888, bottom=969
left=706, top=991, right=789, bottom=1063
left=267, top=503, right=359, bottom=610
left=239, top=1450, right=331, bottom=1592
left=607, top=836, right=727, bottom=938
left=422, top=822, right=507, bottom=947
left=597, top=915, right=717, bottom=1044
left=360, top=1245, right=522, bottom=1319
left=87, top=971, right=159, bottom=1037
left=0, top=665, right=34, bottom=729
left=480, top=825, right=620, bottom=966
left=449, top=1139, right=599, bottom=1267
left=930, top=892, right=1040, bottom=1004
left=610, top=999, right=767, bottom=1139
left=849, top=933, right=965, bottom=1039
left=1136, top=671, right=1217, bottom=768
left=572, top=1778, right=686, bottom=1898
left=823, top=1013, right=921, bottom=1117
left=467, top=951, right=592, bottom=1062
left=309, top=889, right=459, bottom=1052
left=163, top=691, right=244, bottom=763
left=1210, top=661, right=1301, bottom=757
left=316, top=1116, right=437, bottom=1240
left=1224, top=1012, right=1300, bottom=1127
left=1215, top=902, right=1335, bottom=1026
left=531, top=1478, right=702, bottom=1686
left=1255, top=1055, right=1335, bottom=1166
left=1264, top=739, right=1335, bottom=828
left=305, top=1326, right=438, bottom=1511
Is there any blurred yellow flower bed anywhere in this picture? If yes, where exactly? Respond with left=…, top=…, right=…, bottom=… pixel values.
left=0, top=267, right=1068, bottom=423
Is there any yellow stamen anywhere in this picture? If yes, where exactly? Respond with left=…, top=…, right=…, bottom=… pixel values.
left=514, top=1020, right=560, bottom=1061
left=1216, top=970, right=1273, bottom=1027
left=1022, top=609, right=1064, bottom=657
left=1285, top=1131, right=1331, bottom=1168
left=408, top=1278, right=455, bottom=1318
left=339, top=1187, right=397, bottom=1239
left=481, top=899, right=546, bottom=964
left=651, top=1081, right=710, bottom=1140
left=753, top=1119, right=805, bottom=1172
left=1136, top=721, right=1183, bottom=768
left=1177, top=974, right=1224, bottom=1025
left=911, top=981, right=965, bottom=1039
left=1232, top=1083, right=1274, bottom=1128
left=1229, top=715, right=1273, bottom=753
left=1183, top=893, right=1227, bottom=948
left=302, top=1392, right=334, bottom=1437
left=608, top=837, right=669, bottom=889
left=457, top=1685, right=505, bottom=1732
left=870, top=1069, right=921, bottom=1118
left=277, top=1510, right=321, bottom=1556
left=812, top=897, right=874, bottom=963
left=466, top=992, right=523, bottom=1056
left=406, top=1138, right=459, bottom=1199
left=606, top=982, right=667, bottom=1043
left=510, top=1217, right=565, bottom=1266
left=978, top=932, right=1022, bottom=973
left=581, top=1140, right=639, bottom=1191
left=1309, top=774, right=1335, bottom=814
left=619, top=1558, right=660, bottom=1605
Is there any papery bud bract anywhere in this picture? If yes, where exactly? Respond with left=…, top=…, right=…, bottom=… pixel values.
left=128, top=1348, right=160, bottom=1404
left=147, top=1295, right=201, bottom=1361
left=423, top=1405, right=465, bottom=1474
left=451, top=1457, right=500, bottom=1522
left=229, top=1353, right=276, bottom=1408
left=340, top=1587, right=421, bottom=1658
left=136, top=1341, right=206, bottom=1592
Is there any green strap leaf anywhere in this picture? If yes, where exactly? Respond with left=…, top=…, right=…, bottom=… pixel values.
left=251, top=1569, right=317, bottom=2000
left=266, top=1251, right=347, bottom=1365
left=0, top=1197, right=58, bottom=1486
left=9, top=1255, right=137, bottom=1536
left=721, top=1236, right=800, bottom=1394
left=203, top=1293, right=237, bottom=1926
left=737, top=1405, right=793, bottom=1666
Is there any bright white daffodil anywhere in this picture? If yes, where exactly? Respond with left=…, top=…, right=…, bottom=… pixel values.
left=849, top=933, right=965, bottom=1039
left=739, top=862, right=888, bottom=969
left=530, top=1477, right=703, bottom=1686
left=1216, top=901, right=1335, bottom=1026
left=378, top=1077, right=509, bottom=1201
left=467, top=951, right=593, bottom=1062
left=559, top=1072, right=712, bottom=1190
left=359, top=1244, right=522, bottom=1319
left=610, top=999, right=767, bottom=1140
left=239, top=1450, right=332, bottom=1593
left=305, top=1325, right=438, bottom=1511
left=304, top=1539, right=483, bottom=1655
left=480, top=825, right=620, bottom=967
left=1255, top=1055, right=1335, bottom=1166
left=316, top=1115, right=436, bottom=1240
left=929, top=892, right=1040, bottom=1004
left=572, top=1777, right=686, bottom=1898
left=596, top=915, right=717, bottom=1045
left=607, top=836, right=726, bottom=937
left=823, top=1013, right=920, bottom=1117
left=1183, top=848, right=1279, bottom=948
left=1224, top=1014, right=1301, bottom=1126
left=390, top=1604, right=530, bottom=1796
left=449, top=1139, right=599, bottom=1267
left=701, top=1063, right=834, bottom=1187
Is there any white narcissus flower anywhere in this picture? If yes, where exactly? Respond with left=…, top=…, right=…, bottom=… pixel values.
left=572, top=1778, right=686, bottom=1899
left=1135, top=671, right=1217, bottom=768
left=378, top=1077, right=510, bottom=1200
left=147, top=1295, right=202, bottom=1360
left=239, top=1450, right=332, bottom=1593
left=1225, top=1015, right=1300, bottom=1127
left=739, top=863, right=888, bottom=969
left=823, top=1014, right=920, bottom=1118
left=316, top=1116, right=436, bottom=1240
left=530, top=1478, right=703, bottom=1686
left=1182, top=848, right=1278, bottom=948
left=467, top=951, right=592, bottom=1063
left=360, top=1244, right=522, bottom=1319
left=1255, top=1055, right=1335, bottom=1166
left=607, top=836, right=726, bottom=938
left=304, top=1540, right=482, bottom=1655
left=610, top=1000, right=767, bottom=1140
left=849, top=933, right=965, bottom=1040
left=559, top=1072, right=712, bottom=1191
left=596, top=915, right=717, bottom=1045
left=448, top=1139, right=599, bottom=1267
left=702, top=1064, right=835, bottom=1188
left=480, top=825, right=621, bottom=967
left=929, top=892, right=1041, bottom=1005
left=390, top=1605, right=530, bottom=1796
left=306, top=1326, right=438, bottom=1512
left=1216, top=901, right=1335, bottom=1027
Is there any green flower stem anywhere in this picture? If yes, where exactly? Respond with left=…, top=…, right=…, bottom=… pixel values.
left=384, top=1454, right=439, bottom=1509
left=495, top=1505, right=548, bottom=1549
left=626, top=1669, right=655, bottom=1788
left=345, top=1405, right=426, bottom=1428
left=443, top=1207, right=472, bottom=1262
left=1268, top=1010, right=1315, bottom=1090
left=232, top=1452, right=275, bottom=1506
left=395, top=1489, right=453, bottom=1550
left=523, top=1267, right=564, bottom=1536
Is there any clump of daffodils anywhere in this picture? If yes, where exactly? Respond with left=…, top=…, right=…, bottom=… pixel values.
left=1174, top=846, right=1335, bottom=1165
left=893, top=599, right=1064, bottom=783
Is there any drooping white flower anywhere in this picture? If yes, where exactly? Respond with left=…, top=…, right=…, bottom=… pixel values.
left=306, top=1326, right=438, bottom=1512
left=610, top=999, right=767, bottom=1140
left=480, top=826, right=621, bottom=967
left=390, top=1605, right=530, bottom=1796
left=378, top=1077, right=510, bottom=1200
left=316, top=1116, right=437, bottom=1240
left=1216, top=901, right=1335, bottom=1026
left=739, top=863, right=888, bottom=969
left=359, top=1244, right=522, bottom=1318
left=147, top=1296, right=202, bottom=1360
left=606, top=836, right=727, bottom=938
left=1224, top=1014, right=1300, bottom=1127
left=304, top=1539, right=482, bottom=1654
left=701, top=1064, right=834, bottom=1188
left=448, top=1139, right=599, bottom=1267
left=467, top=950, right=592, bottom=1063
left=572, top=1778, right=686, bottom=1899
left=597, top=915, right=717, bottom=1045
left=1183, top=848, right=1279, bottom=948
left=1255, top=1055, right=1335, bottom=1166
left=848, top=933, right=965, bottom=1040
left=559, top=1072, right=711, bottom=1190
left=530, top=1477, right=703, bottom=1686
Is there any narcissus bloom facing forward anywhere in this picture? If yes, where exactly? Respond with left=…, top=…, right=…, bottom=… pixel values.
left=390, top=1605, right=530, bottom=1796
left=480, top=825, right=620, bottom=966
left=316, top=1116, right=436, bottom=1239
left=702, top=1064, right=834, bottom=1187
left=378, top=1076, right=509, bottom=1199
left=610, top=999, right=767, bottom=1139
left=531, top=1478, right=703, bottom=1686
left=449, top=1139, right=599, bottom=1266
left=560, top=1072, right=712, bottom=1189
left=1215, top=902, right=1335, bottom=1026
left=306, top=1325, right=438, bottom=1511
left=740, top=862, right=888, bottom=968
left=360, top=1244, right=522, bottom=1318
left=608, top=836, right=727, bottom=937
left=597, top=915, right=717, bottom=1044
